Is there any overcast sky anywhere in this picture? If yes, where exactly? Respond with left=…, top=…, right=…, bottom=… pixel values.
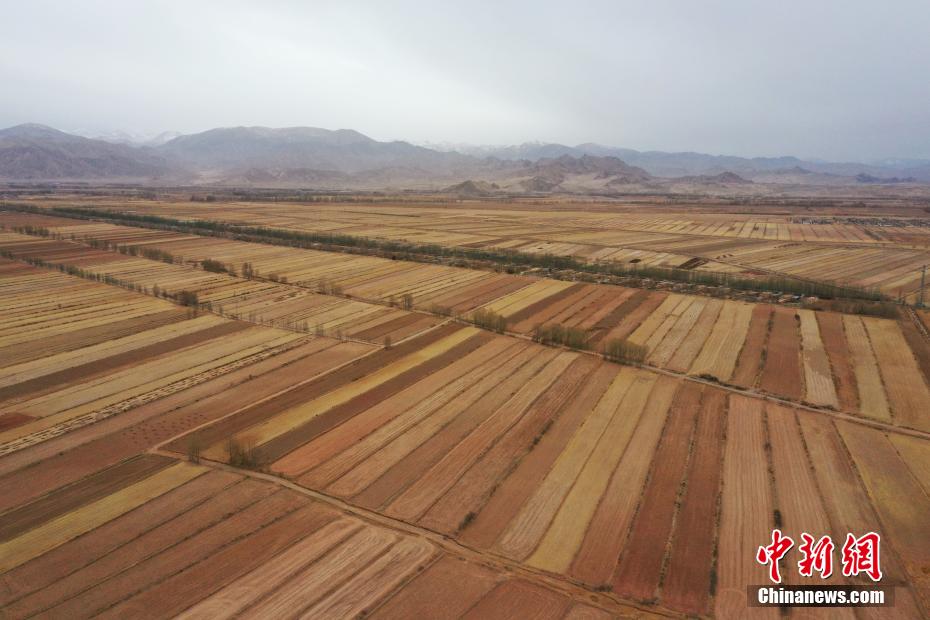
left=2, top=0, right=929, bottom=161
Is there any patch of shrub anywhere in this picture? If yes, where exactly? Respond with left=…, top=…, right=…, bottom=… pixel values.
left=186, top=435, right=203, bottom=463
left=201, top=258, right=228, bottom=273
left=602, top=338, right=648, bottom=364
left=470, top=308, right=508, bottom=333
left=226, top=437, right=261, bottom=469
left=429, top=304, right=453, bottom=317
left=140, top=247, right=175, bottom=263
left=176, top=290, right=199, bottom=306
left=533, top=323, right=589, bottom=349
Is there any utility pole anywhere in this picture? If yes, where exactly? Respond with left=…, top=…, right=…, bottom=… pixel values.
left=919, top=265, right=927, bottom=309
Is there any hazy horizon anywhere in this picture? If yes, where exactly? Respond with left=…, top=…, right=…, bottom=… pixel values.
left=3, top=1, right=929, bottom=162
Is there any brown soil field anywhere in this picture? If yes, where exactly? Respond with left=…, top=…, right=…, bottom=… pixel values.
left=368, top=556, right=499, bottom=619
left=714, top=396, right=777, bottom=619
left=493, top=367, right=639, bottom=562
left=316, top=343, right=530, bottom=499
left=277, top=337, right=516, bottom=482
left=798, top=309, right=840, bottom=408
left=611, top=385, right=698, bottom=600
left=0, top=413, right=33, bottom=432
left=0, top=470, right=240, bottom=605
left=33, top=488, right=307, bottom=618
left=420, top=355, right=597, bottom=535
left=4, top=478, right=280, bottom=618
left=459, top=363, right=618, bottom=550
left=507, top=282, right=588, bottom=329
left=585, top=289, right=650, bottom=347
left=602, top=292, right=668, bottom=342
left=254, top=329, right=489, bottom=464
left=838, top=422, right=930, bottom=611
left=800, top=416, right=926, bottom=618
left=900, top=318, right=930, bottom=388
left=0, top=338, right=366, bottom=511
left=758, top=307, right=803, bottom=400
left=730, top=304, right=772, bottom=388
left=0, top=308, right=186, bottom=368
left=766, top=404, right=855, bottom=618
left=864, top=317, right=930, bottom=431
left=384, top=351, right=579, bottom=522
left=106, top=503, right=341, bottom=619
left=816, top=311, right=859, bottom=411
left=0, top=320, right=249, bottom=403
left=349, top=346, right=550, bottom=510
left=568, top=376, right=680, bottom=587
left=529, top=373, right=657, bottom=573
left=171, top=325, right=458, bottom=456
left=665, top=299, right=724, bottom=373
left=173, top=517, right=358, bottom=618
left=891, top=433, right=930, bottom=494
left=460, top=580, right=570, bottom=620
left=0, top=454, right=169, bottom=542
left=659, top=389, right=726, bottom=616
left=1, top=453, right=628, bottom=619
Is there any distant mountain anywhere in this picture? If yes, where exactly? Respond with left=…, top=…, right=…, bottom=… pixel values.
left=0, top=124, right=172, bottom=180
left=527, top=154, right=652, bottom=188
left=441, top=179, right=501, bottom=196
left=459, top=141, right=930, bottom=182
left=1, top=123, right=927, bottom=189
left=70, top=128, right=182, bottom=147
left=157, top=126, right=471, bottom=174
left=855, top=173, right=917, bottom=184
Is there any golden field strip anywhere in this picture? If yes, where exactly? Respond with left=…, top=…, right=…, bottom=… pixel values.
left=37, top=197, right=930, bottom=298
left=3, top=198, right=930, bottom=618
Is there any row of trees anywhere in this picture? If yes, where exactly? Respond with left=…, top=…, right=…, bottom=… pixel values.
left=24, top=203, right=888, bottom=302
left=530, top=323, right=647, bottom=363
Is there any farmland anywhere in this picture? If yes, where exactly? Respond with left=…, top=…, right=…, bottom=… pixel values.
left=0, top=456, right=624, bottom=619
left=164, top=328, right=930, bottom=617
left=0, top=228, right=442, bottom=345
left=5, top=209, right=930, bottom=431
left=22, top=196, right=930, bottom=300
left=2, top=194, right=930, bottom=618
left=0, top=257, right=322, bottom=454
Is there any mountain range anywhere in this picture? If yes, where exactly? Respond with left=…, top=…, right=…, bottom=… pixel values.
left=1, top=123, right=928, bottom=192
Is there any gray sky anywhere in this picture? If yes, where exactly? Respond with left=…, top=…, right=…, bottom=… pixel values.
left=2, top=0, right=929, bottom=161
